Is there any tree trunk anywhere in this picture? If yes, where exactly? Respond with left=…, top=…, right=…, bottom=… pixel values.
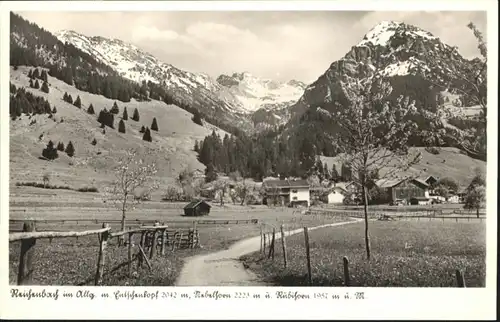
left=362, top=185, right=371, bottom=260
left=476, top=207, right=479, bottom=218
left=119, top=200, right=126, bottom=246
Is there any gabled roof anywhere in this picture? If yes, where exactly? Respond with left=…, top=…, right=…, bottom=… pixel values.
left=375, top=177, right=429, bottom=189
left=263, top=179, right=309, bottom=189
left=184, top=199, right=211, bottom=209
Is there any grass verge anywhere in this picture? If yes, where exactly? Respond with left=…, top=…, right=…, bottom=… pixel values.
left=241, top=220, right=486, bottom=287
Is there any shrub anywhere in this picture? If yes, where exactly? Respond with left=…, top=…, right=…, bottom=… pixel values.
left=122, top=107, right=128, bottom=120
left=52, top=106, right=57, bottom=114
left=139, top=125, right=145, bottom=133
left=77, top=187, right=99, bottom=193
left=91, top=138, right=97, bottom=146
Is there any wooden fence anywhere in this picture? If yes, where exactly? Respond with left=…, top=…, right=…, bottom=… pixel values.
left=259, top=223, right=470, bottom=287
left=9, top=221, right=200, bottom=286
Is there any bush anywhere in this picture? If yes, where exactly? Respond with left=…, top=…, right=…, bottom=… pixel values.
left=52, top=106, right=57, bottom=113
left=77, top=187, right=99, bottom=193
left=57, top=142, right=65, bottom=151
left=91, top=138, right=97, bottom=146
left=122, top=107, right=128, bottom=120
left=139, top=125, right=145, bottom=133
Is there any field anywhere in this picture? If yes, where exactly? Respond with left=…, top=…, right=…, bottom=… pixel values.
left=9, top=184, right=350, bottom=286
left=241, top=220, right=486, bottom=287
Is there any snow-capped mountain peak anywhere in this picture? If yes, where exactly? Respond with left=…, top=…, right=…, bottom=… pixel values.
left=358, top=20, right=437, bottom=47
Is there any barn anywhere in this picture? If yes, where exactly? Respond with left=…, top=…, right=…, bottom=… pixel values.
left=376, top=178, right=430, bottom=204
left=183, top=199, right=211, bottom=217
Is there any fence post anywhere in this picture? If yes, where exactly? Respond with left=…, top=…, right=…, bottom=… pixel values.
left=17, top=221, right=36, bottom=285
left=94, top=223, right=110, bottom=286
left=303, top=227, right=312, bottom=286
left=280, top=224, right=287, bottom=268
left=260, top=225, right=263, bottom=254
left=161, top=224, right=166, bottom=256
left=127, top=229, right=133, bottom=277
left=138, top=227, right=145, bottom=268
left=263, top=231, right=267, bottom=256
left=456, top=269, right=466, bottom=287
left=268, top=228, right=276, bottom=260
left=149, top=230, right=157, bottom=260
left=343, top=256, right=350, bottom=286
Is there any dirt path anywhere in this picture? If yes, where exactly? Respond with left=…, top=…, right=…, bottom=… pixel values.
left=175, top=218, right=362, bottom=286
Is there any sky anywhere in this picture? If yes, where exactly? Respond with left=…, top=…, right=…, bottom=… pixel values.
left=17, top=11, right=486, bottom=83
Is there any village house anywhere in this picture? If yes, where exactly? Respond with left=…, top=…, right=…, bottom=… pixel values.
left=183, top=199, right=211, bottom=217
left=322, top=186, right=347, bottom=204
left=262, top=179, right=310, bottom=207
left=376, top=177, right=430, bottom=205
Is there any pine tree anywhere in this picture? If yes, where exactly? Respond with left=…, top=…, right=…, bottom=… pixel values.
left=67, top=94, right=73, bottom=104
left=57, top=142, right=65, bottom=151
left=28, top=69, right=33, bottom=79
left=142, top=127, right=152, bottom=142
left=52, top=106, right=57, bottom=114
left=29, top=79, right=34, bottom=88
left=74, top=96, right=82, bottom=108
left=32, top=68, right=40, bottom=79
left=63, top=92, right=68, bottom=102
left=41, top=70, right=48, bottom=82
left=192, top=110, right=203, bottom=126
left=205, top=163, right=218, bottom=183
left=151, top=117, right=159, bottom=131
left=194, top=140, right=199, bottom=153
left=132, top=108, right=140, bottom=121
left=41, top=81, right=49, bottom=93
left=110, top=101, right=119, bottom=114
left=65, top=141, right=75, bottom=157
left=139, top=125, right=145, bottom=133
left=87, top=104, right=95, bottom=114
left=34, top=79, right=40, bottom=89
left=91, top=138, right=97, bottom=146
left=118, top=119, right=126, bottom=133
left=122, top=107, right=128, bottom=120
left=42, top=140, right=58, bottom=160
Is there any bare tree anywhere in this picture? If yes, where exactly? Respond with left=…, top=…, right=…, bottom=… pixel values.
left=429, top=23, right=487, bottom=161
left=104, top=149, right=158, bottom=244
left=332, top=76, right=422, bottom=260
left=213, top=178, right=229, bottom=206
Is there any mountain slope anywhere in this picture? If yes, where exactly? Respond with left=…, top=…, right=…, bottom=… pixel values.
left=9, top=66, right=228, bottom=194
left=284, top=20, right=484, bottom=158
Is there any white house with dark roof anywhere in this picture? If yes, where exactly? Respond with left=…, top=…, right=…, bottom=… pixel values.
left=376, top=177, right=431, bottom=204
left=262, top=178, right=310, bottom=207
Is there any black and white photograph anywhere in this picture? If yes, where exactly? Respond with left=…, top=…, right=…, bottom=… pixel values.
left=1, top=0, right=497, bottom=320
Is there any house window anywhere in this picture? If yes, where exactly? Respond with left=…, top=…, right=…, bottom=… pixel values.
left=292, top=189, right=298, bottom=193
left=292, top=197, right=298, bottom=200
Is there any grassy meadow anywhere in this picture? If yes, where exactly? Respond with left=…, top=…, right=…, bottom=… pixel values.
left=241, top=220, right=486, bottom=287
